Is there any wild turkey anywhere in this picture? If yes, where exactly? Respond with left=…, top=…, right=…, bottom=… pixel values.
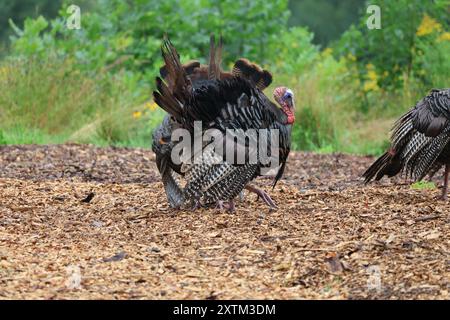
left=152, top=114, right=185, bottom=207
left=153, top=37, right=294, bottom=210
left=363, top=89, right=450, bottom=199
left=152, top=36, right=274, bottom=208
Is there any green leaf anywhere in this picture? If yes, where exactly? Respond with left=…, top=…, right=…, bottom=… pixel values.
left=410, top=181, right=436, bottom=190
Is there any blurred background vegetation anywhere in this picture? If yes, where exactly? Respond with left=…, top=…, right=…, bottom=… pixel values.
left=0, top=0, right=448, bottom=154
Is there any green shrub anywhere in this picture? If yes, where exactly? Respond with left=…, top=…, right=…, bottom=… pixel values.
left=8, top=0, right=290, bottom=87
left=0, top=0, right=448, bottom=155
left=414, top=25, right=450, bottom=88
left=334, top=0, right=449, bottom=92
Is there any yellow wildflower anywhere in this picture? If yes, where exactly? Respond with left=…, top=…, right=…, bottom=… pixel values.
left=347, top=53, right=357, bottom=62
left=363, top=63, right=379, bottom=92
left=363, top=81, right=379, bottom=92
left=367, top=70, right=378, bottom=81
left=322, top=47, right=333, bottom=57
left=438, top=32, right=450, bottom=42
left=416, top=14, right=442, bottom=37
left=132, top=111, right=142, bottom=119
left=115, top=36, right=133, bottom=51
left=145, top=101, right=158, bottom=111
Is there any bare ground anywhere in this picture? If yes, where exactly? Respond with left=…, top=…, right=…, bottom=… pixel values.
left=0, top=144, right=448, bottom=299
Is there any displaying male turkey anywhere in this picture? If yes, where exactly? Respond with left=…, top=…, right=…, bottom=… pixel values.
left=153, top=37, right=294, bottom=210
left=152, top=36, right=274, bottom=208
left=363, top=89, right=450, bottom=199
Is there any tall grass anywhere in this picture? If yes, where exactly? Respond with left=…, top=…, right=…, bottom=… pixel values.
left=272, top=55, right=429, bottom=156
left=0, top=56, right=161, bottom=147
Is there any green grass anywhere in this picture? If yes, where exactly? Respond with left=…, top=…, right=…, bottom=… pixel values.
left=0, top=126, right=67, bottom=145
left=274, top=57, right=426, bottom=156
left=410, top=181, right=436, bottom=190
left=0, top=56, right=164, bottom=148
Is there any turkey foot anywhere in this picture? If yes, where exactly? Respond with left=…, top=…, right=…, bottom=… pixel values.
left=215, top=201, right=224, bottom=210
left=190, top=200, right=201, bottom=211
left=215, top=200, right=235, bottom=213
left=245, top=185, right=277, bottom=209
left=225, top=200, right=236, bottom=213
left=439, top=164, right=449, bottom=201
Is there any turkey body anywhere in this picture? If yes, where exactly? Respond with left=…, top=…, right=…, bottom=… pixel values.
left=152, top=37, right=293, bottom=209
left=174, top=76, right=292, bottom=207
left=152, top=36, right=274, bottom=208
left=363, top=89, right=450, bottom=199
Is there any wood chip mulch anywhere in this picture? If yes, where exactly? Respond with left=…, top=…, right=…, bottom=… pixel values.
left=0, top=144, right=448, bottom=299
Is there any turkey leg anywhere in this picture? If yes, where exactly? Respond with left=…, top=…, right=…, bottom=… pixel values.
left=245, top=185, right=277, bottom=209
left=440, top=164, right=449, bottom=200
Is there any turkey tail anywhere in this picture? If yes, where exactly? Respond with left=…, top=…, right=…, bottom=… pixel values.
left=153, top=77, right=184, bottom=122
left=216, top=35, right=223, bottom=76
left=153, top=36, right=193, bottom=121
left=160, top=36, right=191, bottom=102
left=160, top=60, right=201, bottom=81
left=232, top=58, right=273, bottom=90
left=208, top=34, right=223, bottom=80
left=362, top=150, right=402, bottom=183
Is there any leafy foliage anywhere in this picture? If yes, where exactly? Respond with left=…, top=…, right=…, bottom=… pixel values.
left=8, top=0, right=290, bottom=87
left=0, top=0, right=449, bottom=154
left=0, top=0, right=62, bottom=45
left=334, top=0, right=449, bottom=91
left=288, top=0, right=365, bottom=45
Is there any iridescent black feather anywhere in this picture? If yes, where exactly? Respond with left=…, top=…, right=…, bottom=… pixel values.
left=363, top=89, right=450, bottom=183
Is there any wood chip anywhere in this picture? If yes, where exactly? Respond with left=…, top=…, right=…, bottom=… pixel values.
left=0, top=144, right=448, bottom=299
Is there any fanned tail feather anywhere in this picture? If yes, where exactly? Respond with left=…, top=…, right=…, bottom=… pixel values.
left=160, top=37, right=183, bottom=90
left=362, top=151, right=402, bottom=183
left=153, top=77, right=183, bottom=121
left=208, top=35, right=223, bottom=80
left=232, top=58, right=273, bottom=91
left=153, top=36, right=192, bottom=121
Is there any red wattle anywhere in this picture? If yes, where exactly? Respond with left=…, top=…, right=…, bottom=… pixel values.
left=283, top=107, right=295, bottom=124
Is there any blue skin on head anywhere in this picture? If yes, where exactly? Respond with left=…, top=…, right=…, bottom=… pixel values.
left=283, top=90, right=293, bottom=100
